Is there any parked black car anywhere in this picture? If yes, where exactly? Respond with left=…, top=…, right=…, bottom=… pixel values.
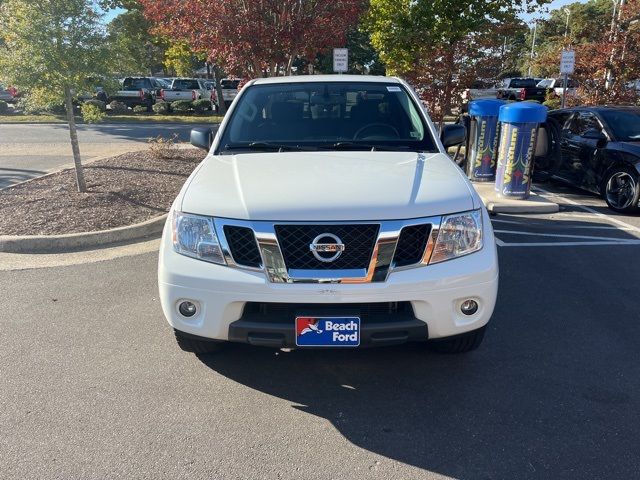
left=536, top=106, right=640, bottom=213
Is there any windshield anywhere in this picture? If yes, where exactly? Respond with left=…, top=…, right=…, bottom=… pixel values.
left=172, top=79, right=200, bottom=90
left=537, top=79, right=553, bottom=88
left=123, top=78, right=149, bottom=90
left=509, top=78, right=537, bottom=88
left=221, top=79, right=240, bottom=89
left=599, top=110, right=640, bottom=141
left=217, top=81, right=436, bottom=153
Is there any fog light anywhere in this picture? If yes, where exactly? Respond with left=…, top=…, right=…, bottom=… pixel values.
left=178, top=301, right=198, bottom=317
left=460, top=299, right=478, bottom=316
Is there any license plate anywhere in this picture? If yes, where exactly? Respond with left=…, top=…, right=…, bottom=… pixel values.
left=295, top=316, right=360, bottom=347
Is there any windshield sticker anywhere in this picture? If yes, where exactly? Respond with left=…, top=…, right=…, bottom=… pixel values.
left=386, top=86, right=402, bottom=92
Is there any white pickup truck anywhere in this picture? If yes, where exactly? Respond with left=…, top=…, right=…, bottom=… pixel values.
left=537, top=78, right=579, bottom=98
left=159, top=78, right=212, bottom=103
left=211, top=78, right=241, bottom=111
left=158, top=75, right=499, bottom=355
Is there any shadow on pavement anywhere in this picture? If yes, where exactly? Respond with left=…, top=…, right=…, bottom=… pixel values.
left=196, top=245, right=640, bottom=478
left=537, top=179, right=640, bottom=219
left=47, top=123, right=219, bottom=143
left=0, top=166, right=47, bottom=189
left=492, top=214, right=640, bottom=242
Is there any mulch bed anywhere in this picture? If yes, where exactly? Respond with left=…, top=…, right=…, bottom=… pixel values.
left=0, top=148, right=206, bottom=236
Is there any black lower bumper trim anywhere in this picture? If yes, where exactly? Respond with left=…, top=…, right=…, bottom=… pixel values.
left=228, top=316, right=428, bottom=348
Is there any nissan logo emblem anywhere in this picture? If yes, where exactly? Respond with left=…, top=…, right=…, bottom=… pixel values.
left=309, top=233, right=345, bottom=263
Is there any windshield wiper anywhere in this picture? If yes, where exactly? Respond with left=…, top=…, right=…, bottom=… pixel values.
left=223, top=142, right=315, bottom=152
left=324, top=142, right=412, bottom=151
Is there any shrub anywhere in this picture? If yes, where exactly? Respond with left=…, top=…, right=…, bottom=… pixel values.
left=108, top=100, right=129, bottom=114
left=148, top=134, right=180, bottom=159
left=171, top=100, right=192, bottom=113
left=153, top=101, right=171, bottom=114
left=192, top=99, right=210, bottom=114
left=133, top=105, right=148, bottom=114
left=83, top=99, right=106, bottom=112
left=81, top=103, right=106, bottom=123
left=542, top=91, right=561, bottom=110
left=0, top=100, right=8, bottom=114
left=19, top=87, right=66, bottom=114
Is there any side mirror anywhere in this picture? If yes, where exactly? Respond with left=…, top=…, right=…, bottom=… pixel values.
left=190, top=127, right=213, bottom=150
left=582, top=128, right=607, bottom=146
left=440, top=124, right=466, bottom=148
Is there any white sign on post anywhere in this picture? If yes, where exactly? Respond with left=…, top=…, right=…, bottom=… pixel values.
left=560, top=50, right=575, bottom=74
left=333, top=48, right=349, bottom=73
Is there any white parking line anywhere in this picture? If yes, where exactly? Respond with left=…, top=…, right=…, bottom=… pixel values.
left=498, top=240, right=640, bottom=247
left=534, top=187, right=640, bottom=234
left=492, top=218, right=636, bottom=231
left=493, top=229, right=640, bottom=242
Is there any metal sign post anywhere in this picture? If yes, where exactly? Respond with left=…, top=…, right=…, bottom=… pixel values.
left=560, top=50, right=575, bottom=108
left=333, top=48, right=348, bottom=74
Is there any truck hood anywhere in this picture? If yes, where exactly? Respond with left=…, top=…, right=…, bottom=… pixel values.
left=180, top=151, right=476, bottom=221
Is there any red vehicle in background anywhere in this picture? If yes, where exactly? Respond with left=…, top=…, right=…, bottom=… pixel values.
left=0, top=84, right=20, bottom=103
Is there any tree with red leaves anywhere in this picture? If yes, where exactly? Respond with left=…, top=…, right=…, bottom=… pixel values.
left=532, top=0, right=640, bottom=106
left=139, top=0, right=364, bottom=78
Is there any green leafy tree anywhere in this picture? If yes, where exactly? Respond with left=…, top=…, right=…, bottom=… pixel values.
left=107, top=9, right=167, bottom=75
left=164, top=41, right=204, bottom=77
left=0, top=0, right=109, bottom=192
left=363, top=0, right=550, bottom=124
left=315, top=28, right=386, bottom=75
left=532, top=0, right=640, bottom=104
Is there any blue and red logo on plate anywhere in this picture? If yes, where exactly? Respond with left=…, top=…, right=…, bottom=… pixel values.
left=295, top=316, right=360, bottom=347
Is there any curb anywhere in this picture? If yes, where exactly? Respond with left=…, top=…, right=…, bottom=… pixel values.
left=0, top=214, right=168, bottom=254
left=472, top=182, right=560, bottom=214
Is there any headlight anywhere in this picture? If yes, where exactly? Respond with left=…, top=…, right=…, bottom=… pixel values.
left=172, top=211, right=225, bottom=264
left=429, top=210, right=483, bottom=264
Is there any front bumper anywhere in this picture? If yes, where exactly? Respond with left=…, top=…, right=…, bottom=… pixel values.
left=228, top=317, right=429, bottom=348
left=158, top=210, right=499, bottom=346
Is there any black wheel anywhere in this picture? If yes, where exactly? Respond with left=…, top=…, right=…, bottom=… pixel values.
left=428, top=326, right=486, bottom=354
left=603, top=166, right=640, bottom=213
left=174, top=329, right=224, bottom=354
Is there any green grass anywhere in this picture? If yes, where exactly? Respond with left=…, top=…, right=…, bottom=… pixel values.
left=0, top=113, right=224, bottom=124
left=0, top=113, right=63, bottom=123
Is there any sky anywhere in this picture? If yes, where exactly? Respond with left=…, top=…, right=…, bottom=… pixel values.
left=103, top=7, right=125, bottom=23
left=103, top=0, right=588, bottom=25
left=522, top=0, right=589, bottom=22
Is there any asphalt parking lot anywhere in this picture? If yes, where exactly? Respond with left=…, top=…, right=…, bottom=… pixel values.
left=0, top=123, right=217, bottom=189
left=1, top=180, right=639, bottom=479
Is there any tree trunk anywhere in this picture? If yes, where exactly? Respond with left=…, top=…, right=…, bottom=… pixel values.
left=212, top=65, right=227, bottom=116
left=286, top=55, right=295, bottom=76
left=438, top=52, right=455, bottom=133
left=64, top=86, right=86, bottom=193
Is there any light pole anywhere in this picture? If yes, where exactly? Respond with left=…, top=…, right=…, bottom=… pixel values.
left=563, top=8, right=571, bottom=41
left=528, top=21, right=537, bottom=77
left=605, top=0, right=625, bottom=89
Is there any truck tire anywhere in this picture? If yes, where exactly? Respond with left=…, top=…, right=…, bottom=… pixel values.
left=174, top=329, right=224, bottom=354
left=428, top=326, right=486, bottom=354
